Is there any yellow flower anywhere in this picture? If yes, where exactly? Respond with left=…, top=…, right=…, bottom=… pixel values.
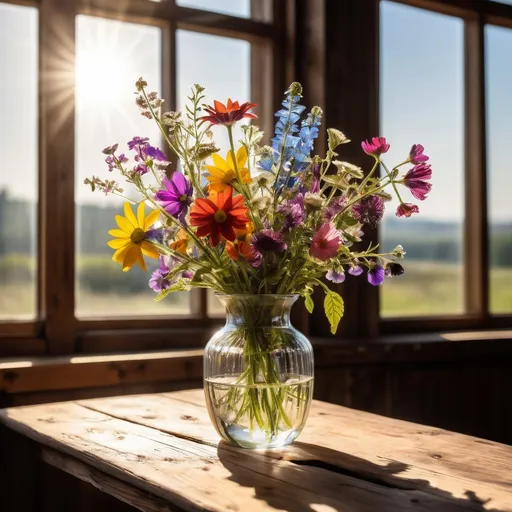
left=107, top=202, right=160, bottom=272
left=205, top=146, right=251, bottom=192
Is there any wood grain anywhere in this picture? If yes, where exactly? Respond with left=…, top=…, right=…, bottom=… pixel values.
left=2, top=390, right=511, bottom=511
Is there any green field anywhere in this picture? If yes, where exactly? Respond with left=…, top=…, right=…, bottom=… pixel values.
left=1, top=259, right=511, bottom=320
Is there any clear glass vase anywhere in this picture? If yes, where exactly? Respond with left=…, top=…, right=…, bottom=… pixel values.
left=204, top=294, right=314, bottom=449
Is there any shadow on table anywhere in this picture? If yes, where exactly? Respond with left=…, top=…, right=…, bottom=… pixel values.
left=216, top=441, right=508, bottom=512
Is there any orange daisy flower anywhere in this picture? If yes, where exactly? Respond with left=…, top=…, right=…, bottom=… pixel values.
left=190, top=187, right=249, bottom=247
left=199, top=99, right=257, bottom=126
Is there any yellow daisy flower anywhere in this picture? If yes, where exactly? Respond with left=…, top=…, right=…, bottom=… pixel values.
left=205, top=146, right=251, bottom=192
left=107, top=202, right=160, bottom=272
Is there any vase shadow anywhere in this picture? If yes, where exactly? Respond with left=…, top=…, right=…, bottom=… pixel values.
left=216, top=440, right=508, bottom=512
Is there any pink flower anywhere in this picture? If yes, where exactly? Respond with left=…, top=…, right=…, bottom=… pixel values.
left=409, top=144, right=429, bottom=164
left=396, top=203, right=420, bottom=218
left=403, top=163, right=432, bottom=201
left=309, top=223, right=341, bottom=261
left=361, top=137, right=390, bottom=157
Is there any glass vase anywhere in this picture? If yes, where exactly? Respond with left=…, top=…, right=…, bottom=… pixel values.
left=204, top=294, right=314, bottom=449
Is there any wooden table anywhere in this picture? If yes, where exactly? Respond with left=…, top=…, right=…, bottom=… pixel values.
left=1, top=389, right=511, bottom=512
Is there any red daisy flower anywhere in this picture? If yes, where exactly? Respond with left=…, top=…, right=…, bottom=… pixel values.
left=190, top=187, right=249, bottom=247
left=199, top=99, right=257, bottom=126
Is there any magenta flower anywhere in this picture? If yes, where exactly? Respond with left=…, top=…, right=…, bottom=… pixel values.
left=396, top=202, right=420, bottom=218
left=352, top=195, right=384, bottom=228
left=326, top=268, right=345, bottom=283
left=409, top=144, right=429, bottom=164
left=403, top=163, right=432, bottom=201
left=361, top=137, right=390, bottom=157
left=155, top=172, right=193, bottom=222
left=309, top=223, right=341, bottom=261
left=367, top=264, right=385, bottom=286
left=252, top=229, right=287, bottom=254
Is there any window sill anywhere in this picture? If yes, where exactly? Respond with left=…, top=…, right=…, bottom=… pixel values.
left=1, top=330, right=511, bottom=397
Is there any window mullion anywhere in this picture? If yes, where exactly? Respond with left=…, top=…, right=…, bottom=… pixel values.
left=464, top=16, right=489, bottom=318
left=39, top=0, right=78, bottom=354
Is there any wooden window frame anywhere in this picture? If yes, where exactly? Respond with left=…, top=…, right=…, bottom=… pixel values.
left=2, top=0, right=511, bottom=358
left=377, top=0, right=512, bottom=335
left=0, top=0, right=287, bottom=356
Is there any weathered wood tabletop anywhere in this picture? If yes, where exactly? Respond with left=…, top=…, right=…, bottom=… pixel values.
left=1, top=389, right=511, bottom=512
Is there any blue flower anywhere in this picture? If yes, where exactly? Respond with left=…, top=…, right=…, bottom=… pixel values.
left=258, top=83, right=322, bottom=196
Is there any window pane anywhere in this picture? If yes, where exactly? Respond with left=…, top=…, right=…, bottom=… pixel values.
left=177, top=0, right=250, bottom=18
left=176, top=30, right=250, bottom=317
left=486, top=25, right=512, bottom=314
left=0, top=4, right=38, bottom=320
left=380, top=2, right=465, bottom=317
left=75, top=16, right=189, bottom=317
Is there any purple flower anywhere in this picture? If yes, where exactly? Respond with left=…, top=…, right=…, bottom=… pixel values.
left=145, top=145, right=168, bottom=163
left=278, top=194, right=305, bottom=229
left=361, top=137, right=390, bottom=157
left=348, top=265, right=364, bottom=276
left=252, top=229, right=287, bottom=254
left=385, top=262, right=405, bottom=277
left=352, top=195, right=384, bottom=228
left=105, top=155, right=116, bottom=172
left=409, top=144, right=429, bottom=164
left=155, top=172, right=193, bottom=222
left=324, top=196, right=346, bottom=222
left=134, top=163, right=149, bottom=175
left=403, top=163, right=432, bottom=201
left=149, top=257, right=172, bottom=292
left=367, top=264, right=385, bottom=286
left=396, top=202, right=419, bottom=218
left=326, top=268, right=345, bottom=283
left=182, top=270, right=194, bottom=279
left=128, top=136, right=149, bottom=151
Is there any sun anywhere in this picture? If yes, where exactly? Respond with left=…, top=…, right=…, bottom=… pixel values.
left=75, top=38, right=125, bottom=108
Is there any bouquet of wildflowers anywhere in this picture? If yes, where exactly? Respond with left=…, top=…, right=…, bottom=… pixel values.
left=87, top=79, right=431, bottom=441
left=87, top=79, right=431, bottom=334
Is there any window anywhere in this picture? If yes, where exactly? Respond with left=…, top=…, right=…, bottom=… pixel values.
left=486, top=25, right=512, bottom=314
left=0, top=3, right=38, bottom=321
left=373, top=0, right=512, bottom=333
left=380, top=2, right=465, bottom=317
left=0, top=0, right=279, bottom=355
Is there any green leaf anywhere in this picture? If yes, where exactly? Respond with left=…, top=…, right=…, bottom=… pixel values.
left=327, top=128, right=350, bottom=151
left=304, top=293, right=314, bottom=314
left=324, top=289, right=344, bottom=334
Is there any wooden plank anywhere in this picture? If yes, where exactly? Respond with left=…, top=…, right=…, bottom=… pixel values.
left=78, top=327, right=216, bottom=353
left=43, top=447, right=178, bottom=512
left=80, top=390, right=512, bottom=510
left=0, top=349, right=203, bottom=393
left=0, top=400, right=494, bottom=511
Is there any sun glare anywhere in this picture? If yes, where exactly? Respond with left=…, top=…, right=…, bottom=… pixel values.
left=76, top=43, right=124, bottom=106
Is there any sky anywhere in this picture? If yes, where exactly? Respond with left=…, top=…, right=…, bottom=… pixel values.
left=1, top=0, right=511, bottom=223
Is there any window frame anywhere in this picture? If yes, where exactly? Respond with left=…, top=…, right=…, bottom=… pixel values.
left=377, top=0, right=512, bottom=334
left=0, top=0, right=287, bottom=356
